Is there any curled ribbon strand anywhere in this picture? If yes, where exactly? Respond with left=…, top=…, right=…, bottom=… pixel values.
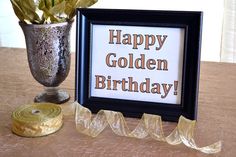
left=74, top=102, right=221, bottom=154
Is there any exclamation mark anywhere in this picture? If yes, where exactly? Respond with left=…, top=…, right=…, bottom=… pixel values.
left=174, top=81, right=178, bottom=95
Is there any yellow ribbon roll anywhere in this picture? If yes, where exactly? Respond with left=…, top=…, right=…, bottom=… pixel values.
left=12, top=103, right=63, bottom=137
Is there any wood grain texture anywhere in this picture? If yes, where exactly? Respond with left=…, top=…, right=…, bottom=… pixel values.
left=0, top=47, right=235, bottom=157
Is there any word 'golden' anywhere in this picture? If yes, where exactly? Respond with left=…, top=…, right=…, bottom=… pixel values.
left=106, top=53, right=168, bottom=71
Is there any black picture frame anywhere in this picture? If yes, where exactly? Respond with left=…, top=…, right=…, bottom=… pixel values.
left=75, top=8, right=202, bottom=122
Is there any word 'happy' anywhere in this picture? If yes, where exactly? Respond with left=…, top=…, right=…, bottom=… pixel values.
left=109, top=30, right=168, bottom=50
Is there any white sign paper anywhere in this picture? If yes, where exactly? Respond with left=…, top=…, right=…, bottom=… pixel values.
left=90, top=24, right=185, bottom=104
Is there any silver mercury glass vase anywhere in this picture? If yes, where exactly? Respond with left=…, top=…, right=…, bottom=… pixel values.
left=19, top=21, right=73, bottom=104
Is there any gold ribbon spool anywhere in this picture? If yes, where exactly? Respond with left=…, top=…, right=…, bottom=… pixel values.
left=12, top=103, right=63, bottom=137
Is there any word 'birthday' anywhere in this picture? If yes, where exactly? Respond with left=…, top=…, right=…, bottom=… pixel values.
left=95, top=75, right=177, bottom=98
left=109, top=30, right=168, bottom=50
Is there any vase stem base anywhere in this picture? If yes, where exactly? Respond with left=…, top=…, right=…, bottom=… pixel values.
left=34, top=87, right=70, bottom=104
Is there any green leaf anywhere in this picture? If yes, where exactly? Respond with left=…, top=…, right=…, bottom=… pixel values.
left=49, top=1, right=66, bottom=15
left=77, top=0, right=97, bottom=8
left=10, top=0, right=98, bottom=24
left=65, top=0, right=98, bottom=19
left=64, top=0, right=76, bottom=19
left=39, top=0, right=59, bottom=23
left=20, top=0, right=41, bottom=23
left=10, top=0, right=25, bottom=22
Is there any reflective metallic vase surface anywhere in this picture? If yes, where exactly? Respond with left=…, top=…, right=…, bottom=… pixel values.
left=20, top=21, right=73, bottom=104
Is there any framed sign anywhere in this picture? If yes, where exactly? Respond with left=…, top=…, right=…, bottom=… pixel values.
left=75, top=9, right=202, bottom=122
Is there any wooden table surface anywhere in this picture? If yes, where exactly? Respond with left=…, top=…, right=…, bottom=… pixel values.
left=0, top=47, right=235, bottom=157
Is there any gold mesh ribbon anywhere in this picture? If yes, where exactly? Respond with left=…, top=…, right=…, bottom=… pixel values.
left=12, top=103, right=63, bottom=137
left=73, top=102, right=222, bottom=154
